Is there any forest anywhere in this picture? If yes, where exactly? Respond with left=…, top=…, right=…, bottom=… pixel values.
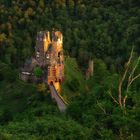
left=0, top=0, right=140, bottom=139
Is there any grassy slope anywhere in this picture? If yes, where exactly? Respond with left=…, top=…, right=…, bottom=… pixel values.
left=62, top=57, right=86, bottom=102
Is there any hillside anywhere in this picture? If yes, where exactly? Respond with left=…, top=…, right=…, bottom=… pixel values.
left=62, top=57, right=86, bottom=101
left=0, top=0, right=140, bottom=139
left=0, top=58, right=91, bottom=139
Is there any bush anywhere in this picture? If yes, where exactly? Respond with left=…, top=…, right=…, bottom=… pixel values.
left=0, top=109, right=13, bottom=125
left=0, top=133, right=8, bottom=140
left=0, top=62, right=17, bottom=82
left=67, top=78, right=80, bottom=92
left=33, top=67, right=44, bottom=77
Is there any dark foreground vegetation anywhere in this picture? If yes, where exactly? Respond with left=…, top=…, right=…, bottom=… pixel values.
left=0, top=0, right=140, bottom=139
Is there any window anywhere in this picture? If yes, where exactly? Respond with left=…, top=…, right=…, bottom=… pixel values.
left=46, top=54, right=49, bottom=59
left=36, top=51, right=40, bottom=58
left=58, top=52, right=60, bottom=57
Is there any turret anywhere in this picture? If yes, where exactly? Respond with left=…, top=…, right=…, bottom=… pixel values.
left=51, top=31, right=63, bottom=55
left=51, top=31, right=63, bottom=43
left=35, top=31, right=44, bottom=59
left=44, top=31, right=51, bottom=52
left=35, top=31, right=51, bottom=65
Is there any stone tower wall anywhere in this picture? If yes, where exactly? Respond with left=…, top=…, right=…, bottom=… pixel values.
left=35, top=30, right=64, bottom=85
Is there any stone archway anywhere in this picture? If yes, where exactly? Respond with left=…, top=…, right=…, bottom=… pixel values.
left=50, top=81, right=53, bottom=85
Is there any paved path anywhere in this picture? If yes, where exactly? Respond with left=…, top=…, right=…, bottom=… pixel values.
left=49, top=84, right=67, bottom=112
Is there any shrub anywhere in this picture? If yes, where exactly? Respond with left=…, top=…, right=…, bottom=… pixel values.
left=33, top=67, right=44, bottom=77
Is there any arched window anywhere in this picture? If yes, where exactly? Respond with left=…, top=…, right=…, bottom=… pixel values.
left=50, top=81, right=53, bottom=85
left=58, top=52, right=60, bottom=57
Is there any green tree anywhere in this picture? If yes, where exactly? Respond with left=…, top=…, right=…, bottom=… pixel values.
left=34, top=67, right=44, bottom=77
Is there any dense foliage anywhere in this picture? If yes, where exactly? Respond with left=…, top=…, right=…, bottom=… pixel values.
left=0, top=0, right=139, bottom=69
left=0, top=0, right=139, bottom=139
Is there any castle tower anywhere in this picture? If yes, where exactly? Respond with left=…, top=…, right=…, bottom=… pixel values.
left=34, top=30, right=64, bottom=85
left=35, top=31, right=51, bottom=66
left=44, top=31, right=51, bottom=52
left=52, top=31, right=63, bottom=53
left=47, top=31, right=64, bottom=84
left=21, top=30, right=64, bottom=86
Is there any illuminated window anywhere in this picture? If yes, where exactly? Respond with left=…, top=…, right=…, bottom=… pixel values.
left=36, top=51, right=40, bottom=58
left=46, top=54, right=49, bottom=59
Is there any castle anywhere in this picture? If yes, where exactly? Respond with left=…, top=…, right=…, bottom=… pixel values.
left=21, top=30, right=64, bottom=85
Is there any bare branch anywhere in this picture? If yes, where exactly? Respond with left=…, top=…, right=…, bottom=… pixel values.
left=118, top=47, right=134, bottom=107
left=124, top=56, right=140, bottom=108
left=123, top=95, right=128, bottom=107
left=128, top=73, right=140, bottom=88
left=108, top=90, right=119, bottom=105
left=127, top=57, right=140, bottom=92
left=128, top=56, right=140, bottom=83
left=97, top=100, right=106, bottom=114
